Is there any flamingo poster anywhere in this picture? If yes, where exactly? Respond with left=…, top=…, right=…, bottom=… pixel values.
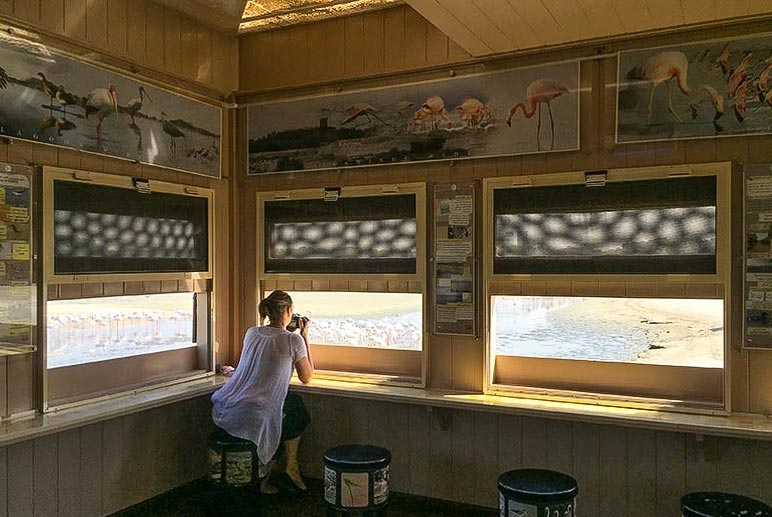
left=617, top=33, right=772, bottom=143
left=247, top=61, right=579, bottom=174
left=0, top=33, right=221, bottom=178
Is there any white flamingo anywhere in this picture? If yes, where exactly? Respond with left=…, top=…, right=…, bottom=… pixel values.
left=627, top=51, right=724, bottom=123
left=84, top=83, right=118, bottom=145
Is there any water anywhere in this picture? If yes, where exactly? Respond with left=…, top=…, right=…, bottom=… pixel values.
left=494, top=297, right=657, bottom=362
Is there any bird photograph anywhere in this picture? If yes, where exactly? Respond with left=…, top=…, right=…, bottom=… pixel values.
left=0, top=31, right=221, bottom=177
left=617, top=34, right=771, bottom=143
left=248, top=60, right=579, bottom=174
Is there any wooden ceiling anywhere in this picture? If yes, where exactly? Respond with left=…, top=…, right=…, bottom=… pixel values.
left=404, top=0, right=772, bottom=56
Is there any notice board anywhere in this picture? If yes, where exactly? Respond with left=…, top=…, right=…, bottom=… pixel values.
left=433, top=183, right=475, bottom=336
left=744, top=163, right=772, bottom=349
left=0, top=163, right=35, bottom=355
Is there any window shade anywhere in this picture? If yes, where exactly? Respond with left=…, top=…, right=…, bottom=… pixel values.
left=264, top=194, right=417, bottom=274
left=53, top=180, right=209, bottom=274
left=493, top=176, right=717, bottom=274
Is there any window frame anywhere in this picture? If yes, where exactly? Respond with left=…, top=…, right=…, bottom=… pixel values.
left=257, top=183, right=427, bottom=387
left=41, top=166, right=216, bottom=412
left=483, top=162, right=735, bottom=412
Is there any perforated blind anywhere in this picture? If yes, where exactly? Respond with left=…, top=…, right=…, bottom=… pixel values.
left=54, top=181, right=209, bottom=274
left=264, top=194, right=417, bottom=274
left=493, top=176, right=717, bottom=274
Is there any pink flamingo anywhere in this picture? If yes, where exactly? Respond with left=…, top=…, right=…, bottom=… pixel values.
left=627, top=51, right=724, bottom=124
left=418, top=96, right=451, bottom=130
left=454, top=97, right=492, bottom=127
left=506, top=79, right=569, bottom=151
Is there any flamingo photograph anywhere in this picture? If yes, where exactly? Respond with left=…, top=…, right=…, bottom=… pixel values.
left=248, top=61, right=579, bottom=174
left=0, top=31, right=221, bottom=177
left=617, top=34, right=772, bottom=143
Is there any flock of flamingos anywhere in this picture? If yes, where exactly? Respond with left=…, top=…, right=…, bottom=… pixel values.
left=337, top=43, right=770, bottom=152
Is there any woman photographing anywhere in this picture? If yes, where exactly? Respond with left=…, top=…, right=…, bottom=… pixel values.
left=211, top=290, right=314, bottom=493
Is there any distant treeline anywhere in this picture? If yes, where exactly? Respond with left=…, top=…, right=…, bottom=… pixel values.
left=249, top=126, right=367, bottom=153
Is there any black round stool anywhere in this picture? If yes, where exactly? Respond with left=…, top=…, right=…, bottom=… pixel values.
left=682, top=492, right=772, bottom=517
left=498, top=468, right=578, bottom=517
left=208, top=428, right=264, bottom=516
left=324, top=445, right=391, bottom=516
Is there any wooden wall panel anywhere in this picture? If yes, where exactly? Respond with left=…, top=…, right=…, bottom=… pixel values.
left=238, top=5, right=472, bottom=92
left=298, top=394, right=772, bottom=510
left=236, top=13, right=772, bottom=411
left=0, top=0, right=238, bottom=93
left=0, top=395, right=214, bottom=516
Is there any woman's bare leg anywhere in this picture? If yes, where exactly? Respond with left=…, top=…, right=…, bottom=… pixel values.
left=284, top=436, right=306, bottom=490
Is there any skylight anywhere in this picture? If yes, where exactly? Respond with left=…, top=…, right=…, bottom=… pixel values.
left=240, top=0, right=403, bottom=33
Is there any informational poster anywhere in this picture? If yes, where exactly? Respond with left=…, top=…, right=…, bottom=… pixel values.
left=744, top=164, right=772, bottom=349
left=434, top=183, right=475, bottom=335
left=0, top=163, right=35, bottom=355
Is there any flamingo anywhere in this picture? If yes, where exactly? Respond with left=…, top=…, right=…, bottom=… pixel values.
left=627, top=51, right=724, bottom=124
left=453, top=97, right=485, bottom=127
left=732, top=79, right=749, bottom=122
left=411, top=106, right=431, bottom=132
left=506, top=79, right=569, bottom=151
left=419, top=96, right=451, bottom=130
left=84, top=84, right=118, bottom=146
left=126, top=86, right=152, bottom=126
left=36, top=72, right=57, bottom=110
left=727, top=51, right=752, bottom=95
left=758, top=64, right=772, bottom=101
left=161, top=112, right=185, bottom=156
left=716, top=44, right=730, bottom=75
left=341, top=103, right=388, bottom=126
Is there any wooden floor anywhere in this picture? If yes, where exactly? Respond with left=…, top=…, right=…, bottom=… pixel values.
left=112, top=478, right=498, bottom=516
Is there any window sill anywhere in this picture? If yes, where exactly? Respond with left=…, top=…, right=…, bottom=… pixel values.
left=0, top=375, right=226, bottom=448
left=290, top=378, right=772, bottom=441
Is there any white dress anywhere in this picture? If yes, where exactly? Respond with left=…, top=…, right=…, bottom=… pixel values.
left=211, top=326, right=307, bottom=464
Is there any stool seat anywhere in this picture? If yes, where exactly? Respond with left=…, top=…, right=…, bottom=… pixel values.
left=681, top=492, right=772, bottom=517
left=324, top=445, right=391, bottom=515
left=498, top=469, right=578, bottom=505
left=324, top=445, right=391, bottom=471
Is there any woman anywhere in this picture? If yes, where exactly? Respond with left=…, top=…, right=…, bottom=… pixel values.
left=211, top=290, right=314, bottom=493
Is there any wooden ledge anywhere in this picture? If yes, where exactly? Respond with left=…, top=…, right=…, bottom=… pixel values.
left=0, top=375, right=227, bottom=448
left=290, top=378, right=772, bottom=441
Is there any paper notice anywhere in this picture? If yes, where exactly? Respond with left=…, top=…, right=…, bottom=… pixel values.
left=746, top=300, right=772, bottom=310
left=747, top=327, right=772, bottom=335
left=7, top=206, right=28, bottom=223
left=749, top=223, right=772, bottom=231
left=437, top=278, right=451, bottom=287
left=759, top=212, right=772, bottom=222
left=0, top=224, right=7, bottom=241
left=749, top=290, right=766, bottom=302
left=12, top=243, right=29, bottom=261
left=0, top=173, right=29, bottom=189
left=747, top=273, right=772, bottom=283
left=748, top=177, right=772, bottom=199
left=448, top=213, right=470, bottom=226
left=450, top=195, right=473, bottom=214
left=436, top=240, right=472, bottom=262
left=455, top=303, right=474, bottom=320
left=437, top=305, right=457, bottom=323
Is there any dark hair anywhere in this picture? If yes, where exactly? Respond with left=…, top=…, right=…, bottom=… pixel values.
left=259, top=290, right=293, bottom=325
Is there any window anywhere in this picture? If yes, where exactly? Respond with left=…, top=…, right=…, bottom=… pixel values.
left=43, top=167, right=214, bottom=409
left=484, top=164, right=732, bottom=408
left=258, top=183, right=426, bottom=386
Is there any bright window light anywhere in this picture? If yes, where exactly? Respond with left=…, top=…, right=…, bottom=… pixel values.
left=491, top=296, right=723, bottom=368
left=47, top=293, right=195, bottom=368
left=281, top=291, right=422, bottom=350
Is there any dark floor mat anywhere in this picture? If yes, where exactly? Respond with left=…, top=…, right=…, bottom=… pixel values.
left=112, top=478, right=497, bottom=516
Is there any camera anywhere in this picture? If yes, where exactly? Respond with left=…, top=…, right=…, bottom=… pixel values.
left=286, top=313, right=308, bottom=332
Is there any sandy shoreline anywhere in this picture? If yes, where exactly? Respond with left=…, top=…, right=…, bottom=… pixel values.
left=554, top=298, right=723, bottom=367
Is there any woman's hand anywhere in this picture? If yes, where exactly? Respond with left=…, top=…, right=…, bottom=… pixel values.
left=298, top=316, right=310, bottom=342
